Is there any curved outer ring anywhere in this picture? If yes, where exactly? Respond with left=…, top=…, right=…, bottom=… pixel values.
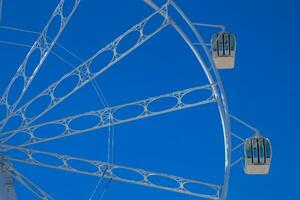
left=145, top=1, right=232, bottom=199
left=0, top=2, right=232, bottom=199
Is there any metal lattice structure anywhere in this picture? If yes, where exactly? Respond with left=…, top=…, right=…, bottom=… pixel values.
left=0, top=84, right=215, bottom=146
left=1, top=144, right=222, bottom=199
left=0, top=0, right=80, bottom=130
left=0, top=0, right=268, bottom=199
left=0, top=2, right=169, bottom=132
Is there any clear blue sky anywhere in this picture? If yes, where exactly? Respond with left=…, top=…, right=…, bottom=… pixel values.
left=0, top=0, right=299, bottom=199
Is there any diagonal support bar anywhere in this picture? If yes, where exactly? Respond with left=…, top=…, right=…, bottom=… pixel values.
left=0, top=2, right=170, bottom=133
left=1, top=144, right=221, bottom=200
left=1, top=84, right=216, bottom=147
left=0, top=0, right=81, bottom=129
left=230, top=157, right=243, bottom=168
left=229, top=115, right=259, bottom=133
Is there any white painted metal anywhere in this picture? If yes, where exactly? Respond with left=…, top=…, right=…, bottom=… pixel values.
left=2, top=144, right=222, bottom=200
left=1, top=84, right=215, bottom=146
left=0, top=0, right=81, bottom=131
left=230, top=114, right=259, bottom=133
left=156, top=1, right=232, bottom=199
left=0, top=3, right=170, bottom=135
left=0, top=0, right=254, bottom=199
left=0, top=1, right=81, bottom=199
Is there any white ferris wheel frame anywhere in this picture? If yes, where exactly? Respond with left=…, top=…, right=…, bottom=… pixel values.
left=0, top=0, right=235, bottom=199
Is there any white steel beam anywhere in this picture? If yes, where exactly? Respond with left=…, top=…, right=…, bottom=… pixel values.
left=0, top=0, right=81, bottom=130
left=1, top=84, right=215, bottom=146
left=0, top=2, right=170, bottom=133
left=2, top=144, right=221, bottom=200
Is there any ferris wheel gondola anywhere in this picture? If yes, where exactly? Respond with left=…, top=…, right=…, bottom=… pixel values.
left=211, top=32, right=236, bottom=69
left=244, top=134, right=272, bottom=175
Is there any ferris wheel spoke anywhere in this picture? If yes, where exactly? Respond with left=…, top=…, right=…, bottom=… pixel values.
left=2, top=144, right=221, bottom=200
left=0, top=84, right=216, bottom=147
left=0, top=0, right=81, bottom=130
left=0, top=2, right=171, bottom=135
left=3, top=162, right=54, bottom=200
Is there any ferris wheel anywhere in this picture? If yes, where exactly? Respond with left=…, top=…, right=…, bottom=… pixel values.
left=0, top=0, right=272, bottom=199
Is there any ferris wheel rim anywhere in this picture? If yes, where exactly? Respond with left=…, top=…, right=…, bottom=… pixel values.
left=0, top=1, right=233, bottom=199
left=144, top=1, right=232, bottom=199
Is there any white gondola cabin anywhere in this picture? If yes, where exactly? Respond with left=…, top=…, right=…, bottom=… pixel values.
left=244, top=135, right=272, bottom=175
left=211, top=32, right=236, bottom=69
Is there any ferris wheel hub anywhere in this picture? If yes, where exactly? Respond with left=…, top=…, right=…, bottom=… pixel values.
left=0, top=158, right=17, bottom=200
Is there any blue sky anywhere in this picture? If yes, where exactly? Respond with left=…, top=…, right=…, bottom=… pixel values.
left=0, top=0, right=299, bottom=199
